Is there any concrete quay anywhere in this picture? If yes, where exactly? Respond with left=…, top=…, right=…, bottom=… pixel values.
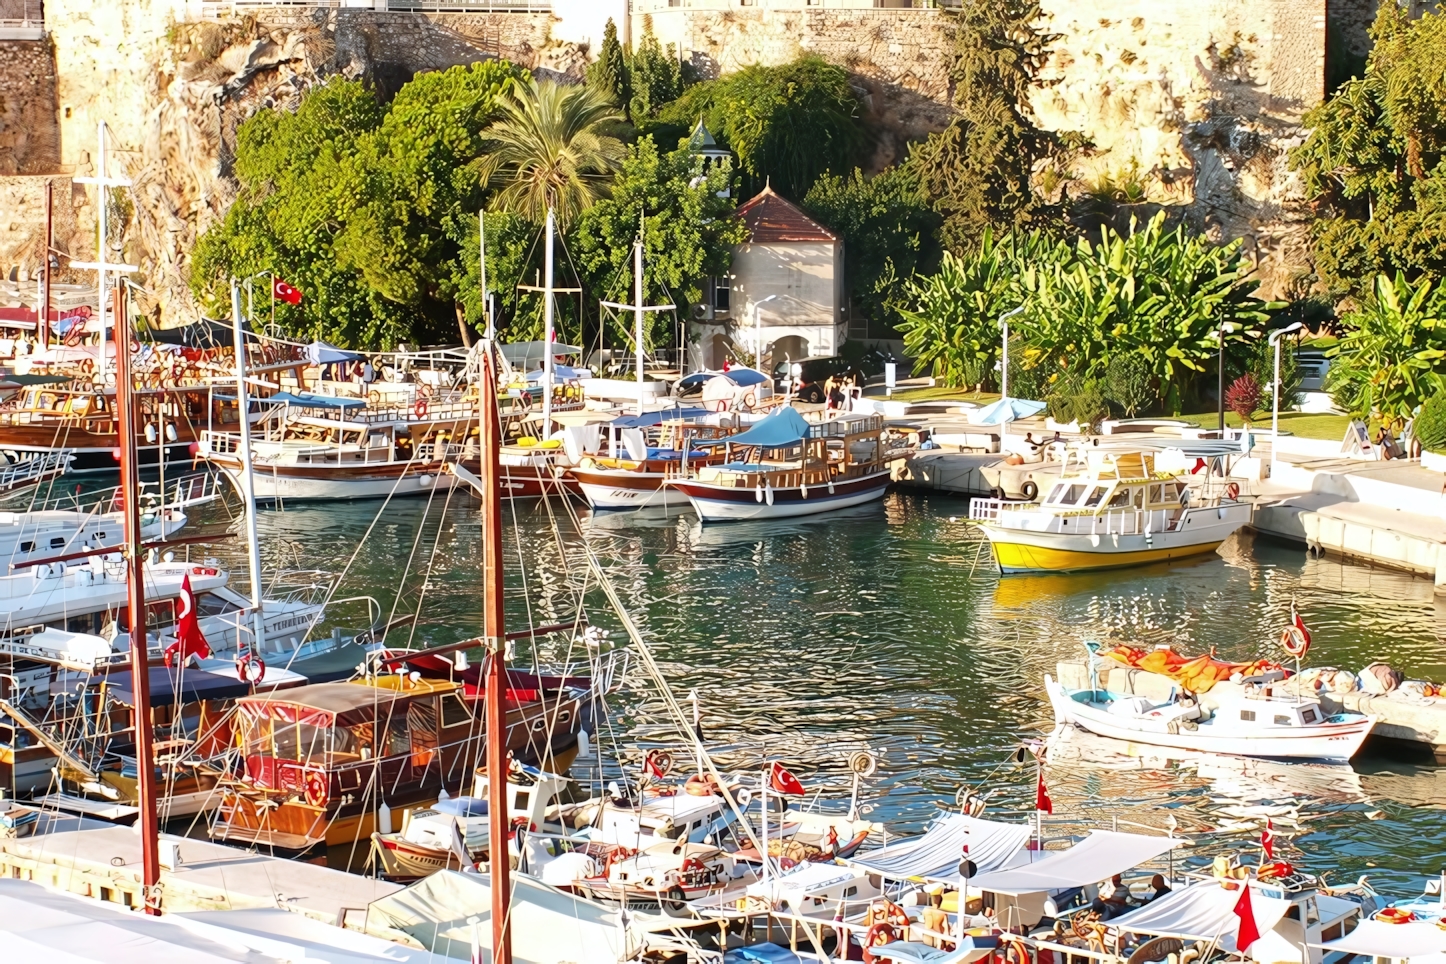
left=1056, top=659, right=1446, bottom=762
left=0, top=823, right=399, bottom=923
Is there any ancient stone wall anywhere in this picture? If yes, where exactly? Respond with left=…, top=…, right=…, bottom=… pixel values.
left=0, top=39, right=59, bottom=175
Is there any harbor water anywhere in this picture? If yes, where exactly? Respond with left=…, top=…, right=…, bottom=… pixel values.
left=209, top=488, right=1446, bottom=894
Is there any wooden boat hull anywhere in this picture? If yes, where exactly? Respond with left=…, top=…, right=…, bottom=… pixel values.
left=1045, top=675, right=1374, bottom=762
left=982, top=503, right=1252, bottom=573
left=668, top=470, right=892, bottom=522
left=209, top=456, right=462, bottom=502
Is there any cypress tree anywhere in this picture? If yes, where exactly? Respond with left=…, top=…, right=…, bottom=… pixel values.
left=587, top=17, right=631, bottom=117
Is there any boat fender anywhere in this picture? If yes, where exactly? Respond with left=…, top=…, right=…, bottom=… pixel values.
left=755, top=483, right=763, bottom=503
left=800, top=483, right=808, bottom=499
left=577, top=730, right=591, bottom=758
left=827, top=479, right=835, bottom=495
left=1225, top=482, right=1240, bottom=500
left=764, top=481, right=774, bottom=506
left=1021, top=480, right=1039, bottom=501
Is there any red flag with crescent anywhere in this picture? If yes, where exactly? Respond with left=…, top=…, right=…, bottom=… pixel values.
left=1036, top=769, right=1054, bottom=814
left=163, top=573, right=213, bottom=667
left=1233, top=882, right=1262, bottom=952
left=273, top=278, right=303, bottom=305
left=770, top=762, right=805, bottom=796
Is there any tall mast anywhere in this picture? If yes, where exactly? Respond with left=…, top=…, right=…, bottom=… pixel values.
left=541, top=208, right=555, bottom=436
left=230, top=281, right=266, bottom=652
left=114, top=282, right=161, bottom=914
left=479, top=210, right=493, bottom=343
left=39, top=180, right=51, bottom=352
left=600, top=209, right=673, bottom=414
left=480, top=345, right=512, bottom=964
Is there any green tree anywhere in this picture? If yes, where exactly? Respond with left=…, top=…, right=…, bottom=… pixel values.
left=189, top=78, right=404, bottom=346
left=1326, top=272, right=1446, bottom=426
left=628, top=17, right=682, bottom=122
left=803, top=166, right=942, bottom=330
left=571, top=136, right=746, bottom=350
left=475, top=76, right=627, bottom=229
left=661, top=56, right=866, bottom=199
left=446, top=210, right=541, bottom=341
left=908, top=0, right=1062, bottom=253
left=587, top=17, right=631, bottom=115
left=1291, top=4, right=1446, bottom=292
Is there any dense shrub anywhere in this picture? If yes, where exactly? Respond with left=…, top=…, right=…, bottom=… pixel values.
left=1413, top=396, right=1446, bottom=453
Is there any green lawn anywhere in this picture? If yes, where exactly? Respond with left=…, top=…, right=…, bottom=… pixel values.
left=888, top=386, right=1000, bottom=403
left=1177, top=410, right=1359, bottom=441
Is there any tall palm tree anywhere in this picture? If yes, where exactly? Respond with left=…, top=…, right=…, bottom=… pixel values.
left=475, top=77, right=626, bottom=228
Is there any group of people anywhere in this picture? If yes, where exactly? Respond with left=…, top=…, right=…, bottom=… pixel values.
left=1089, top=873, right=1172, bottom=920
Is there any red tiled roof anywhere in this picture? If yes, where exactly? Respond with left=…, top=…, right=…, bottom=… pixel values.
left=735, top=185, right=837, bottom=244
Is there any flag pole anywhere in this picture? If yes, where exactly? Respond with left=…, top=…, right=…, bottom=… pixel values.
left=230, top=281, right=266, bottom=654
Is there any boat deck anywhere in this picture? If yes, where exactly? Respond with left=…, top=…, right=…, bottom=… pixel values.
left=0, top=823, right=400, bottom=922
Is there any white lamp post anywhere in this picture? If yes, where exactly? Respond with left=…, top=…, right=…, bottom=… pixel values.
left=1269, top=322, right=1305, bottom=469
left=754, top=294, right=778, bottom=371
left=998, top=306, right=1024, bottom=436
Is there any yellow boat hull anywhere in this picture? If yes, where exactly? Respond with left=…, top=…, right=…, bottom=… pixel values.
left=989, top=539, right=1224, bottom=573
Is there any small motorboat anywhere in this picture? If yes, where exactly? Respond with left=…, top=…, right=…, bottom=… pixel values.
left=1046, top=674, right=1375, bottom=762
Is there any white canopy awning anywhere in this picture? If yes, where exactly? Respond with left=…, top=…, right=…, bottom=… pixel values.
left=1312, top=918, right=1446, bottom=959
left=0, top=879, right=280, bottom=962
left=1110, top=881, right=1292, bottom=955
left=845, top=814, right=1032, bottom=882
left=961, top=830, right=1182, bottom=896
left=171, top=908, right=436, bottom=963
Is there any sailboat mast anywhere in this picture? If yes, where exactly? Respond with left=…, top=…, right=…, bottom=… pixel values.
left=635, top=209, right=645, bottom=410
left=541, top=208, right=555, bottom=437
left=480, top=345, right=513, bottom=964
left=230, top=282, right=266, bottom=650
left=114, top=282, right=161, bottom=914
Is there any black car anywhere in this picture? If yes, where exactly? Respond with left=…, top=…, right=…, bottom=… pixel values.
left=772, top=352, right=890, bottom=403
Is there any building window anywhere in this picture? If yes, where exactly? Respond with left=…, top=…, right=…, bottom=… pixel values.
left=713, top=278, right=730, bottom=311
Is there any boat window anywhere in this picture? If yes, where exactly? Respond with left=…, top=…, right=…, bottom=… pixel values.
left=1107, top=488, right=1132, bottom=509
left=514, top=789, right=531, bottom=814
left=48, top=537, right=64, bottom=549
left=18, top=541, right=32, bottom=553
left=1045, top=484, right=1068, bottom=504
left=1060, top=484, right=1086, bottom=505
left=272, top=721, right=332, bottom=762
left=1301, top=708, right=1318, bottom=723
left=193, top=592, right=240, bottom=617
left=1274, top=714, right=1292, bottom=726
left=1240, top=710, right=1256, bottom=722
left=1133, top=488, right=1145, bottom=509
left=844, top=886, right=858, bottom=898
left=440, top=693, right=472, bottom=728
left=386, top=716, right=410, bottom=757
left=1083, top=486, right=1106, bottom=507
left=1148, top=485, right=1164, bottom=505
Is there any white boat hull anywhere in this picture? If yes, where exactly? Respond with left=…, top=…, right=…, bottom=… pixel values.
left=216, top=464, right=461, bottom=502
left=669, top=471, right=891, bottom=522
left=578, top=478, right=688, bottom=510
left=1045, top=675, right=1374, bottom=762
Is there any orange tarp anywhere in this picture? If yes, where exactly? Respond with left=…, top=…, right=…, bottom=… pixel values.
left=1104, top=646, right=1285, bottom=694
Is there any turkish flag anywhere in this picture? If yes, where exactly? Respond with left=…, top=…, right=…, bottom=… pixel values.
left=769, top=762, right=805, bottom=796
left=1036, top=769, right=1053, bottom=814
left=1233, top=883, right=1261, bottom=952
left=1291, top=603, right=1311, bottom=647
left=163, top=574, right=213, bottom=668
left=273, top=278, right=303, bottom=305
left=1261, top=819, right=1274, bottom=862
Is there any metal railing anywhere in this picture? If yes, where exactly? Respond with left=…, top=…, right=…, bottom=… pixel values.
left=967, top=497, right=1034, bottom=522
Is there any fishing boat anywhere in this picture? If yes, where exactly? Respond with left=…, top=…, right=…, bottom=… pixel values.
left=970, top=449, right=1253, bottom=573
left=1045, top=673, right=1375, bottom=762
left=665, top=407, right=896, bottom=521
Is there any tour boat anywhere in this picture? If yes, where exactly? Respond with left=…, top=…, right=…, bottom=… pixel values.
left=569, top=408, right=730, bottom=510
left=209, top=669, right=587, bottom=852
left=1045, top=674, right=1376, bottom=762
left=665, top=407, right=896, bottom=521
left=970, top=449, right=1253, bottom=573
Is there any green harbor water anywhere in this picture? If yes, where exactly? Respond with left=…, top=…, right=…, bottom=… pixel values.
left=206, top=488, right=1446, bottom=894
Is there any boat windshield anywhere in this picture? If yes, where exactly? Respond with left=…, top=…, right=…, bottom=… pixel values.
left=1046, top=483, right=1088, bottom=506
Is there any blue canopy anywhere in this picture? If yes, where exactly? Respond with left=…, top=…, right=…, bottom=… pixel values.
left=973, top=397, right=1046, bottom=425
left=724, top=367, right=770, bottom=387
left=305, top=340, right=363, bottom=365
left=611, top=407, right=709, bottom=429
left=703, top=405, right=813, bottom=448
left=264, top=391, right=365, bottom=410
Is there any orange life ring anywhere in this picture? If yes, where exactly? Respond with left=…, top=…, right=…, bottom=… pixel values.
left=1375, top=907, right=1417, bottom=924
left=413, top=399, right=429, bottom=419
left=1225, top=482, right=1240, bottom=500
left=863, top=922, right=898, bottom=963
left=303, top=770, right=327, bottom=808
left=1280, top=625, right=1309, bottom=657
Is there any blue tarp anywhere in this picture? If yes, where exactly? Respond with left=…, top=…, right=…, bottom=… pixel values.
left=973, top=397, right=1046, bottom=425
left=304, top=341, right=363, bottom=365
left=702, top=406, right=812, bottom=448
left=611, top=407, right=709, bottom=429
left=264, top=391, right=366, bottom=410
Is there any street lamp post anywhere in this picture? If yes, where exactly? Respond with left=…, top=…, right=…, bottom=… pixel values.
left=1269, top=322, right=1305, bottom=470
left=998, top=306, right=1024, bottom=438
left=754, top=294, right=778, bottom=371
left=1215, top=320, right=1235, bottom=434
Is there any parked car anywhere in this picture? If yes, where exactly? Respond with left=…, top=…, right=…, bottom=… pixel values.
left=773, top=352, right=890, bottom=403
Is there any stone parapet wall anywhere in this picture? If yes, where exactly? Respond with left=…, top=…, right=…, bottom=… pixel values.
left=0, top=39, right=59, bottom=175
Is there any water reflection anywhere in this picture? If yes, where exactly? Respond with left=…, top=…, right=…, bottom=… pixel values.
left=193, top=489, right=1446, bottom=892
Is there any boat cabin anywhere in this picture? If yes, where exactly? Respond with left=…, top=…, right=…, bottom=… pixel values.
left=693, top=410, right=886, bottom=490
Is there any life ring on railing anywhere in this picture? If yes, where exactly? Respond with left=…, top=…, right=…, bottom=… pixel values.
left=1280, top=625, right=1309, bottom=657
left=64, top=326, right=82, bottom=348
left=236, top=652, right=266, bottom=684
left=739, top=392, right=756, bottom=411
left=303, top=770, right=328, bottom=808
left=413, top=399, right=429, bottom=419
left=862, top=923, right=898, bottom=963
left=1225, top=482, right=1240, bottom=500
left=1376, top=908, right=1417, bottom=925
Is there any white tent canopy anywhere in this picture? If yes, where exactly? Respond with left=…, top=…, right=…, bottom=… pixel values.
left=1312, top=918, right=1446, bottom=959
left=960, top=830, right=1182, bottom=895
left=365, top=870, right=674, bottom=963
left=1109, top=881, right=1292, bottom=955
left=172, top=908, right=436, bottom=963
left=845, top=814, right=1032, bottom=882
left=306, top=340, right=364, bottom=365
left=0, top=879, right=280, bottom=963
